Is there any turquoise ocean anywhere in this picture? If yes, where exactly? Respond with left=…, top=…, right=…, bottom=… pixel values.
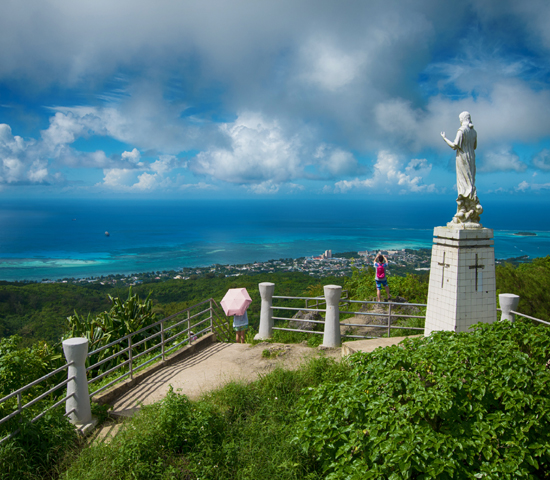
left=0, top=197, right=549, bottom=281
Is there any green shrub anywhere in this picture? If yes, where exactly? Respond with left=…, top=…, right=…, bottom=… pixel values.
left=344, top=267, right=428, bottom=304
left=64, top=357, right=348, bottom=480
left=294, top=320, right=550, bottom=479
left=65, top=386, right=223, bottom=480
left=496, top=256, right=550, bottom=320
left=0, top=408, right=78, bottom=480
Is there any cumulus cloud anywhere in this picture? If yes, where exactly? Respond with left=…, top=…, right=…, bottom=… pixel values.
left=94, top=149, right=186, bottom=191
left=479, top=146, right=527, bottom=172
left=180, top=181, right=217, bottom=190
left=101, top=169, right=136, bottom=188
left=46, top=102, right=206, bottom=154
left=298, top=38, right=365, bottom=91
left=122, top=148, right=141, bottom=164
left=375, top=81, right=550, bottom=154
left=313, top=144, right=361, bottom=177
left=150, top=155, right=179, bottom=174
left=288, top=183, right=305, bottom=192
left=533, top=149, right=550, bottom=170
left=334, top=151, right=436, bottom=193
left=0, top=124, right=61, bottom=185
left=515, top=180, right=550, bottom=192
left=99, top=168, right=178, bottom=191
left=42, top=111, right=104, bottom=149
left=132, top=172, right=166, bottom=191
left=190, top=112, right=302, bottom=184
left=189, top=113, right=362, bottom=189
left=2, top=1, right=550, bottom=194
left=247, top=180, right=280, bottom=195
left=1, top=106, right=191, bottom=191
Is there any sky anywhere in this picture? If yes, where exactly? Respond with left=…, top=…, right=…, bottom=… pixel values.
left=1, top=0, right=550, bottom=200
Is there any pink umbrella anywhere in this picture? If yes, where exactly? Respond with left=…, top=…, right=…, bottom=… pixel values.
left=221, top=288, right=252, bottom=316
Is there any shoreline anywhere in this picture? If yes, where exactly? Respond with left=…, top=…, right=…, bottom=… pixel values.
left=0, top=249, right=538, bottom=286
left=1, top=197, right=550, bottom=282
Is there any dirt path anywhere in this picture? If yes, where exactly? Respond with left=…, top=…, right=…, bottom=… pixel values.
left=90, top=337, right=414, bottom=443
left=109, top=341, right=340, bottom=417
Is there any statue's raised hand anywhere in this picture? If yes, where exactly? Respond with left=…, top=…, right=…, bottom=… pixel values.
left=441, top=132, right=446, bottom=138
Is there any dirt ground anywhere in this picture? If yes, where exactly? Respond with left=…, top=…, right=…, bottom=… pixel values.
left=89, top=336, right=415, bottom=443
left=90, top=342, right=340, bottom=443
left=109, top=341, right=341, bottom=416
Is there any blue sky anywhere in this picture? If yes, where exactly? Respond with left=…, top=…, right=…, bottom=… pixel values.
left=1, top=0, right=550, bottom=199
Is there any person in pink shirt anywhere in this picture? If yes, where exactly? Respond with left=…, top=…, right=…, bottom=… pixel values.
left=374, top=253, right=390, bottom=302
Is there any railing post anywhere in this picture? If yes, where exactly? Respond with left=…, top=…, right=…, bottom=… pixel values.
left=255, top=282, right=275, bottom=340
left=161, top=321, right=165, bottom=361
left=17, top=392, right=22, bottom=423
left=128, top=337, right=133, bottom=379
left=387, top=303, right=392, bottom=337
left=322, top=285, right=342, bottom=348
left=210, top=299, right=214, bottom=332
left=499, top=294, right=520, bottom=322
left=62, top=338, right=92, bottom=425
left=188, top=311, right=191, bottom=343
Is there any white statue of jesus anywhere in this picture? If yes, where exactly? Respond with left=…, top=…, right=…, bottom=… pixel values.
left=441, top=111, right=483, bottom=226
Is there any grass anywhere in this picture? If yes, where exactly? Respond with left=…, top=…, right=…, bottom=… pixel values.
left=61, top=355, right=351, bottom=480
left=0, top=307, right=419, bottom=479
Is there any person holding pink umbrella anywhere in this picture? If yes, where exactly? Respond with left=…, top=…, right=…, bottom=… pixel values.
left=232, top=310, right=249, bottom=343
left=220, top=288, right=252, bottom=344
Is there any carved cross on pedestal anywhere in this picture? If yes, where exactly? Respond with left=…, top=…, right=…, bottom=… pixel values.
left=438, top=252, right=450, bottom=287
left=468, top=253, right=485, bottom=291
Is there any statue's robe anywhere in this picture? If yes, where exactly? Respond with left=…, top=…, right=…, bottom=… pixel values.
left=453, top=124, right=477, bottom=199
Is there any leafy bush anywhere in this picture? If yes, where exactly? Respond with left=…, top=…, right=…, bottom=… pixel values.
left=65, top=386, right=223, bottom=480
left=65, top=288, right=161, bottom=378
left=64, top=356, right=349, bottom=480
left=294, top=320, right=550, bottom=479
left=65, top=287, right=157, bottom=348
left=496, top=255, right=550, bottom=321
left=0, top=336, right=80, bottom=480
left=344, top=266, right=428, bottom=304
left=0, top=336, right=67, bottom=437
left=0, top=408, right=78, bottom=480
left=0, top=336, right=49, bottom=398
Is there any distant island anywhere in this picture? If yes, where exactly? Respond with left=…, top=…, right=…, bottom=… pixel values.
left=514, top=232, right=537, bottom=236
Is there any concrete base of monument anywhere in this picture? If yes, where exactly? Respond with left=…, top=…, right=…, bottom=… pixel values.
left=446, top=221, right=483, bottom=229
left=424, top=226, right=497, bottom=336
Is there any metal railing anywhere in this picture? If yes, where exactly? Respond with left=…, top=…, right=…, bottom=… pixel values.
left=86, top=298, right=231, bottom=399
left=0, top=362, right=76, bottom=444
left=272, top=292, right=426, bottom=340
left=2, top=287, right=546, bottom=446
left=496, top=308, right=550, bottom=326
left=0, top=298, right=231, bottom=444
left=497, top=293, right=550, bottom=326
left=509, top=311, right=550, bottom=326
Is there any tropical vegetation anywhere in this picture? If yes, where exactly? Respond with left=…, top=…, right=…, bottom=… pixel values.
left=59, top=319, right=550, bottom=479
left=0, top=257, right=549, bottom=478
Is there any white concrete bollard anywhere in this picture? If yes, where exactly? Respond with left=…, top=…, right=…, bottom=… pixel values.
left=255, top=282, right=275, bottom=340
left=322, top=285, right=342, bottom=348
left=499, top=293, right=520, bottom=322
left=63, top=338, right=92, bottom=425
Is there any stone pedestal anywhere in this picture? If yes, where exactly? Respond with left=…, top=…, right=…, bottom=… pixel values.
left=255, top=282, right=275, bottom=340
left=424, top=226, right=497, bottom=336
left=321, top=285, right=342, bottom=348
left=63, top=337, right=92, bottom=425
